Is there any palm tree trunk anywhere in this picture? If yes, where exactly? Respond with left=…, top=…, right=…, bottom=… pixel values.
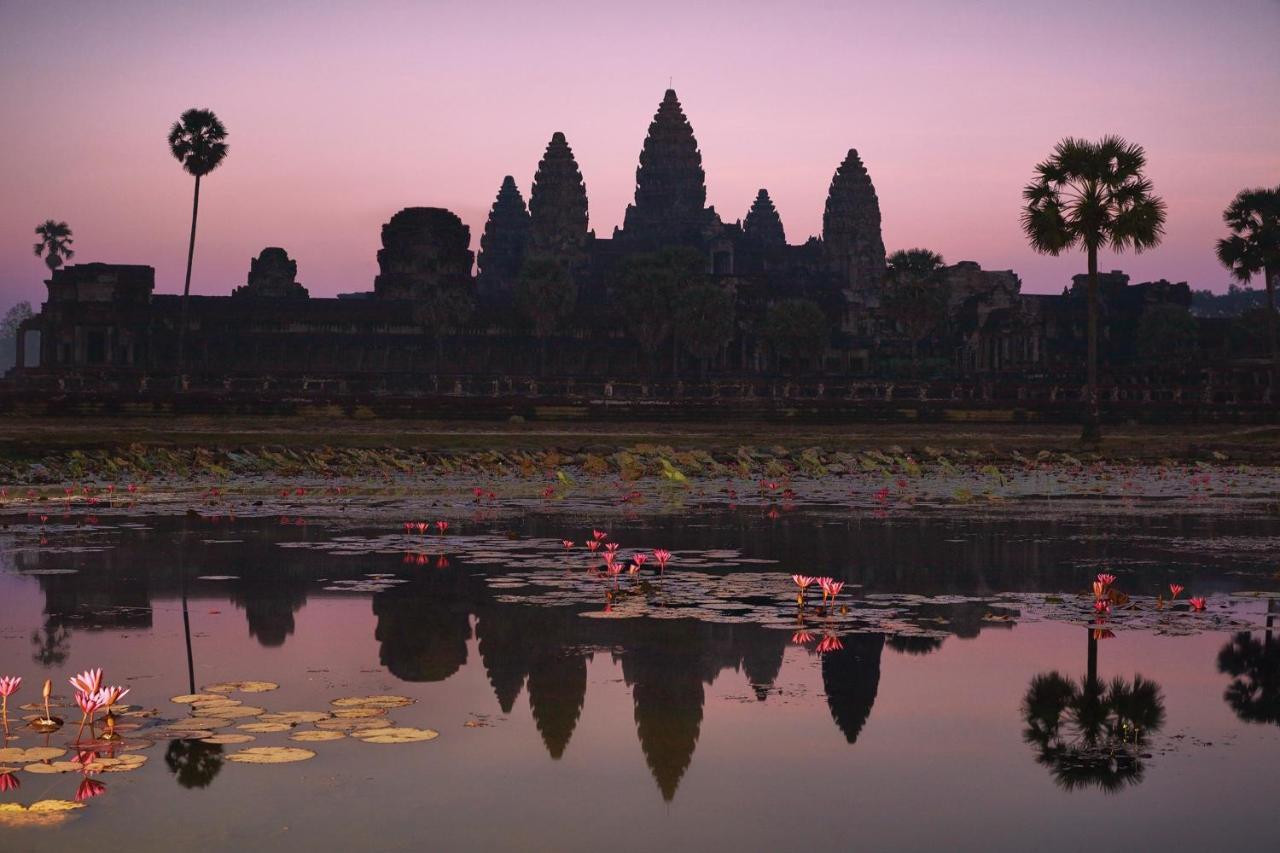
left=1086, top=627, right=1098, bottom=691
left=176, top=174, right=201, bottom=378
left=1265, top=263, right=1277, bottom=394
left=1082, top=245, right=1101, bottom=443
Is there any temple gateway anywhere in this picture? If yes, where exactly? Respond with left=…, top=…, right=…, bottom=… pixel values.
left=8, top=89, right=1257, bottom=408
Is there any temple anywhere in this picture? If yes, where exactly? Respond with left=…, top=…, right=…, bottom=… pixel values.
left=5, top=88, right=1271, bottom=411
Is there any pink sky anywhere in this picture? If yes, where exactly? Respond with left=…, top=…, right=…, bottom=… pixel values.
left=1, top=0, right=1277, bottom=307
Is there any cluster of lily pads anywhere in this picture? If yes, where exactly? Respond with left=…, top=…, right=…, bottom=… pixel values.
left=0, top=671, right=438, bottom=827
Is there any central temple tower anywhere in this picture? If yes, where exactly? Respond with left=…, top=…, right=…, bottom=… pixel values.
left=618, top=89, right=709, bottom=248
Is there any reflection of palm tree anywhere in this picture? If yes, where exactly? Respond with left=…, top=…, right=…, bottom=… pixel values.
left=164, top=738, right=224, bottom=789
left=1216, top=602, right=1280, bottom=726
left=1021, top=671, right=1165, bottom=793
left=30, top=621, right=70, bottom=665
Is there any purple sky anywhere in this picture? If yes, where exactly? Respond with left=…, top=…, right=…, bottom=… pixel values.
left=2, top=0, right=1277, bottom=307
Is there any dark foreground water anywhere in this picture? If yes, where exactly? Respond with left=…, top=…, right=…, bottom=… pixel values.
left=2, top=506, right=1279, bottom=851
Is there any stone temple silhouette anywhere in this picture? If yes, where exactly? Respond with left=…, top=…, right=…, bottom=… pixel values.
left=9, top=87, right=1215, bottom=393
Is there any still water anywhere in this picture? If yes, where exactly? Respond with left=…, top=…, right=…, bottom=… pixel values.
left=1, top=507, right=1278, bottom=851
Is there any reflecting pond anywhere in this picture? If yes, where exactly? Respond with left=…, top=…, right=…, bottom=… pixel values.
left=2, top=505, right=1279, bottom=851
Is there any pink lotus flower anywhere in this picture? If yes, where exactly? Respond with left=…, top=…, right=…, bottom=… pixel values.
left=1169, top=583, right=1184, bottom=599
left=592, top=529, right=607, bottom=541
left=75, top=778, right=106, bottom=802
left=75, top=690, right=105, bottom=717
left=1093, top=599, right=1111, bottom=614
left=415, top=521, right=428, bottom=534
left=97, top=685, right=129, bottom=708
left=653, top=549, right=672, bottom=571
left=1189, top=597, right=1206, bottom=612
left=69, top=668, right=103, bottom=696
left=0, top=772, right=19, bottom=793
left=816, top=634, right=844, bottom=654
left=791, top=630, right=815, bottom=645
left=436, top=521, right=449, bottom=534
left=632, top=553, right=648, bottom=567
left=1096, top=573, right=1117, bottom=588
left=604, top=542, right=620, bottom=553
left=820, top=578, right=845, bottom=600
left=792, top=575, right=816, bottom=590
left=586, top=540, right=600, bottom=552
left=561, top=540, right=575, bottom=549
left=403, top=522, right=413, bottom=533
left=0, top=676, right=19, bottom=732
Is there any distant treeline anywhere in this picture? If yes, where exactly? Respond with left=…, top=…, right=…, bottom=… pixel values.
left=1191, top=284, right=1267, bottom=318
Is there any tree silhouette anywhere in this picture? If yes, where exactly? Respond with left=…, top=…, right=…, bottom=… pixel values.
left=764, top=298, right=829, bottom=374
left=673, top=280, right=734, bottom=379
left=614, top=247, right=703, bottom=375
left=1216, top=185, right=1280, bottom=388
left=882, top=248, right=948, bottom=366
left=33, top=220, right=74, bottom=275
left=1022, top=136, right=1166, bottom=442
left=1021, top=670, right=1165, bottom=793
left=1216, top=603, right=1280, bottom=726
left=168, top=108, right=229, bottom=373
left=516, top=255, right=576, bottom=375
left=164, top=738, right=224, bottom=789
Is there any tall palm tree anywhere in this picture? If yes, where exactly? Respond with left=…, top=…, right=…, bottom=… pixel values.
left=883, top=248, right=948, bottom=366
left=168, top=108, right=229, bottom=372
left=33, top=220, right=74, bottom=276
left=1216, top=185, right=1280, bottom=389
left=1022, top=136, right=1166, bottom=443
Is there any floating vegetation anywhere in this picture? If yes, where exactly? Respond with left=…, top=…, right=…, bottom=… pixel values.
left=314, top=717, right=392, bottom=732
left=202, top=681, right=279, bottom=694
left=0, top=747, right=66, bottom=762
left=170, top=693, right=226, bottom=704
left=225, top=746, right=316, bottom=764
left=351, top=727, right=439, bottom=744
left=0, top=799, right=85, bottom=828
left=199, top=734, right=255, bottom=745
left=289, top=730, right=345, bottom=742
left=258, top=711, right=330, bottom=725
left=238, top=722, right=293, bottom=734
left=330, top=695, right=414, bottom=710
left=480, top=569, right=1259, bottom=637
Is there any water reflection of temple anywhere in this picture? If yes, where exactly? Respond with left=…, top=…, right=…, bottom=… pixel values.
left=10, top=514, right=1046, bottom=802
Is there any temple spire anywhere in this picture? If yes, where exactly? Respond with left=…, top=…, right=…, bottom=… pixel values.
left=528, top=132, right=589, bottom=262
left=477, top=176, right=531, bottom=299
left=743, top=189, right=785, bottom=248
left=620, top=89, right=707, bottom=246
left=822, top=149, right=886, bottom=294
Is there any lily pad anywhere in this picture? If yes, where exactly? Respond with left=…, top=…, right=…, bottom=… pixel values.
left=89, top=754, right=148, bottom=773
left=237, top=722, right=293, bottom=733
left=352, top=727, right=439, bottom=744
left=164, top=717, right=230, bottom=730
left=330, top=695, right=414, bottom=709
left=0, top=747, right=66, bottom=762
left=258, top=711, right=330, bottom=724
left=289, top=730, right=345, bottom=742
left=203, top=681, right=279, bottom=694
left=314, top=717, right=392, bottom=732
left=171, top=693, right=225, bottom=704
left=0, top=799, right=85, bottom=828
left=23, top=761, right=85, bottom=774
left=200, top=734, right=256, bottom=745
left=331, top=707, right=386, bottom=719
left=202, top=706, right=265, bottom=719
left=226, top=746, right=316, bottom=764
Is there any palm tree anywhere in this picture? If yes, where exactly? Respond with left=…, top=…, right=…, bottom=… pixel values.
left=882, top=248, right=948, bottom=366
left=1022, top=136, right=1166, bottom=443
left=1216, top=185, right=1280, bottom=389
left=168, top=108, right=229, bottom=373
left=516, top=255, right=577, bottom=375
left=33, top=220, right=74, bottom=276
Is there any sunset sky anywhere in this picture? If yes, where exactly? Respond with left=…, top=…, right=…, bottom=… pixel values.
left=1, top=0, right=1277, bottom=307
